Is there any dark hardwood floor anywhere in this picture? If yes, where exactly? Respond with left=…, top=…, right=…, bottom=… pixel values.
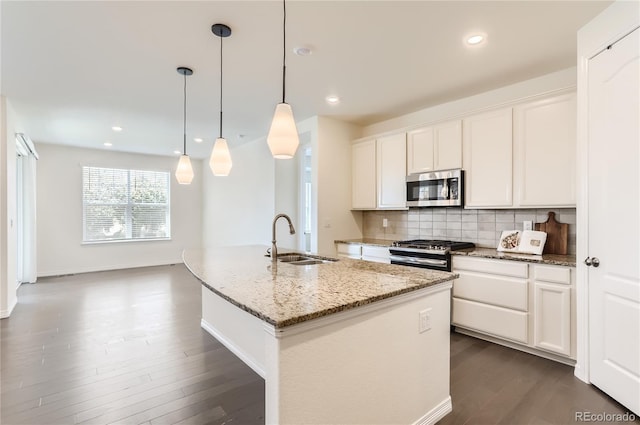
left=1, top=265, right=264, bottom=425
left=1, top=265, right=635, bottom=425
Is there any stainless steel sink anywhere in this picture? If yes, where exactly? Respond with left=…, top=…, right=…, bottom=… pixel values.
left=275, top=253, right=338, bottom=266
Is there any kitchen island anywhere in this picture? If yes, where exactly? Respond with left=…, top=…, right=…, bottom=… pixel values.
left=183, top=246, right=457, bottom=425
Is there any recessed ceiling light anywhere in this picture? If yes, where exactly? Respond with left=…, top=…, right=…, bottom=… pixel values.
left=112, top=126, right=123, bottom=132
left=194, top=138, right=203, bottom=143
left=173, top=150, right=181, bottom=155
left=293, top=46, right=312, bottom=56
left=325, top=95, right=340, bottom=105
left=104, top=142, right=112, bottom=147
left=466, top=34, right=486, bottom=46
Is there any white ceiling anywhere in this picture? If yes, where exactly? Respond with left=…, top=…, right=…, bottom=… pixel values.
left=1, top=1, right=610, bottom=159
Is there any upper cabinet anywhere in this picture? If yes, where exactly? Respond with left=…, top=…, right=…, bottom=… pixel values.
left=513, top=93, right=576, bottom=207
left=352, top=134, right=407, bottom=210
left=351, top=139, right=377, bottom=209
left=463, top=108, right=514, bottom=207
left=463, top=91, right=577, bottom=209
left=376, top=133, right=407, bottom=209
left=407, top=120, right=462, bottom=175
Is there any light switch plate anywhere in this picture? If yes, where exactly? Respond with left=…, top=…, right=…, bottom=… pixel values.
left=523, top=220, right=533, bottom=231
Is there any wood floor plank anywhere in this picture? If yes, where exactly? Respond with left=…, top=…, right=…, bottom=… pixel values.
left=2, top=265, right=635, bottom=425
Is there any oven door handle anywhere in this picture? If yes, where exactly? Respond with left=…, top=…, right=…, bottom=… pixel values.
left=389, top=255, right=448, bottom=267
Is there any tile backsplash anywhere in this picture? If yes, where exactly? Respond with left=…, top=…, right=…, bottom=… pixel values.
left=363, top=208, right=577, bottom=255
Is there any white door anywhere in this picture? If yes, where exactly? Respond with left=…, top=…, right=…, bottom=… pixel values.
left=588, top=27, right=640, bottom=415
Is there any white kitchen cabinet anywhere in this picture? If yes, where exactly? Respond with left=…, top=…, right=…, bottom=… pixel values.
left=514, top=93, right=576, bottom=207
left=532, top=265, right=574, bottom=357
left=351, top=134, right=406, bottom=210
left=336, top=243, right=362, bottom=260
left=407, top=120, right=462, bottom=174
left=376, top=133, right=407, bottom=209
left=452, top=256, right=576, bottom=362
left=452, top=256, right=529, bottom=343
left=462, top=108, right=513, bottom=207
left=351, top=139, right=377, bottom=209
left=335, top=243, right=390, bottom=264
left=361, top=245, right=391, bottom=264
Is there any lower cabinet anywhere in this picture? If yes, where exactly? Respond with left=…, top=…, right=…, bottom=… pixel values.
left=335, top=243, right=390, bottom=264
left=452, top=256, right=575, bottom=361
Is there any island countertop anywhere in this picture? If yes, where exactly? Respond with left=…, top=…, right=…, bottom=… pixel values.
left=183, top=245, right=457, bottom=329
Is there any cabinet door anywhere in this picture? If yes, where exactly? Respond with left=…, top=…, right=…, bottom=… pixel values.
left=377, top=133, right=407, bottom=209
left=361, top=245, right=391, bottom=264
left=463, top=108, right=513, bottom=207
left=351, top=140, right=376, bottom=209
left=534, top=282, right=571, bottom=356
left=407, top=127, right=434, bottom=174
left=514, top=93, right=576, bottom=207
left=434, top=120, right=462, bottom=170
left=336, top=243, right=362, bottom=259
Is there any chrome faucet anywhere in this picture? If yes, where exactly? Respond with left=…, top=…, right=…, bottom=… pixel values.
left=271, top=213, right=296, bottom=261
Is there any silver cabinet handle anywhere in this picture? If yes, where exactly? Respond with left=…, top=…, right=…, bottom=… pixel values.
left=584, top=257, right=592, bottom=266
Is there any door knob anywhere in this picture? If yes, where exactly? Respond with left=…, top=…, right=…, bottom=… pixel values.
left=584, top=257, right=601, bottom=267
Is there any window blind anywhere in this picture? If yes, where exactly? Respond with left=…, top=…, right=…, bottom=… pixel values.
left=82, top=166, right=170, bottom=242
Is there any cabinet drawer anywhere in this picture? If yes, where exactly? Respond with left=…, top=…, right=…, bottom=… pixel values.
left=453, top=272, right=528, bottom=311
left=453, top=256, right=528, bottom=278
left=336, top=244, right=361, bottom=257
left=452, top=298, right=528, bottom=343
left=361, top=245, right=390, bottom=259
left=533, top=265, right=571, bottom=285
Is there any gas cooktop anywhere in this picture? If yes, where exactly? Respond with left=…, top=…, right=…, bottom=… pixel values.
left=391, top=239, right=476, bottom=251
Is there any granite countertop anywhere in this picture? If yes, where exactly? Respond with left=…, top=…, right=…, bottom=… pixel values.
left=451, top=248, right=576, bottom=267
left=334, top=238, right=394, bottom=247
left=183, top=245, right=456, bottom=328
left=333, top=239, right=576, bottom=267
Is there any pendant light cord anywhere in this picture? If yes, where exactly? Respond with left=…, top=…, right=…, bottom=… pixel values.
left=219, top=33, right=223, bottom=138
left=183, top=72, right=187, bottom=155
left=282, top=0, right=286, bottom=104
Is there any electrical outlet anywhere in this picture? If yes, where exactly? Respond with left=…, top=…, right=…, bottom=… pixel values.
left=523, top=220, right=533, bottom=231
left=419, top=309, right=432, bottom=333
left=382, top=218, right=388, bottom=228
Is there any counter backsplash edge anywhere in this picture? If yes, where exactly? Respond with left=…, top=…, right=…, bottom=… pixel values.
left=362, top=208, right=577, bottom=255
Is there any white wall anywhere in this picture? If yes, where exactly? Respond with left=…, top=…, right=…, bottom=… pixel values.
left=316, top=116, right=363, bottom=256
left=202, top=139, right=275, bottom=248
left=1, top=97, right=19, bottom=317
left=36, top=144, right=203, bottom=276
left=363, top=67, right=577, bottom=137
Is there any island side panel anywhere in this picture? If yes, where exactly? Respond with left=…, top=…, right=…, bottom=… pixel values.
left=264, top=285, right=452, bottom=425
left=201, top=286, right=267, bottom=378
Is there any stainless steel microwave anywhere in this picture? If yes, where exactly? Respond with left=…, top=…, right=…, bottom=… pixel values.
left=406, top=169, right=464, bottom=207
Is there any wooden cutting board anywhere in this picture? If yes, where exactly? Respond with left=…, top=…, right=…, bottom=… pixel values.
left=534, top=212, right=568, bottom=255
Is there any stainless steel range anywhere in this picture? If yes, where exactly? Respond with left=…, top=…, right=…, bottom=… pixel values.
left=389, top=239, right=475, bottom=272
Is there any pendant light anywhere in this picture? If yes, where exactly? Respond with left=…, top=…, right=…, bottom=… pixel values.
left=175, top=67, right=194, bottom=184
left=209, top=24, right=233, bottom=176
left=267, top=0, right=299, bottom=159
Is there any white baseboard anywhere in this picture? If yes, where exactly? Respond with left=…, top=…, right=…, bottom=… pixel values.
left=413, top=396, right=452, bottom=425
left=200, top=318, right=266, bottom=379
left=0, top=297, right=18, bottom=319
left=38, top=260, right=183, bottom=278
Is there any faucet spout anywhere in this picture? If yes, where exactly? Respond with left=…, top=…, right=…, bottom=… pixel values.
left=271, top=213, right=296, bottom=261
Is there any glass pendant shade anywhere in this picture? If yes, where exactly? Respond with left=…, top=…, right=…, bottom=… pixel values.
left=175, top=154, right=194, bottom=184
left=209, top=137, right=232, bottom=176
left=267, top=102, right=300, bottom=159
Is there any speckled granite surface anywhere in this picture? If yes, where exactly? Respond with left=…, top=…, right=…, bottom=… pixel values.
left=183, top=245, right=456, bottom=328
left=334, top=239, right=576, bottom=267
left=334, top=238, right=394, bottom=247
left=451, top=248, right=576, bottom=267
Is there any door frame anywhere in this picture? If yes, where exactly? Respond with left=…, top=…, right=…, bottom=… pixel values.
left=575, top=0, right=640, bottom=383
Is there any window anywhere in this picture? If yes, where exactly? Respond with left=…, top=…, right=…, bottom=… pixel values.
left=82, top=166, right=170, bottom=242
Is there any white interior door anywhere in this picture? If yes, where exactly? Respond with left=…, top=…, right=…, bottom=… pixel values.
left=587, top=27, right=640, bottom=415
